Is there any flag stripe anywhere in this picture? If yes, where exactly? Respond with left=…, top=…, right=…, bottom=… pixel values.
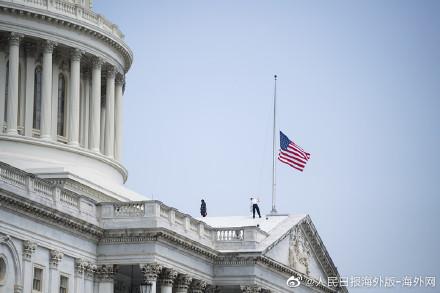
left=278, top=131, right=310, bottom=172
left=285, top=147, right=308, bottom=162
left=279, top=150, right=307, bottom=165
left=278, top=156, right=304, bottom=172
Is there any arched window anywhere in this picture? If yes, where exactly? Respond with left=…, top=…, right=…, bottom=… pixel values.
left=57, top=73, right=66, bottom=136
left=33, top=66, right=42, bottom=129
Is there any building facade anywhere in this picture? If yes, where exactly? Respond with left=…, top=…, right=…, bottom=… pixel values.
left=0, top=1, right=347, bottom=292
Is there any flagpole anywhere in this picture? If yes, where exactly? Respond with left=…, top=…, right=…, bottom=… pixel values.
left=270, top=74, right=278, bottom=215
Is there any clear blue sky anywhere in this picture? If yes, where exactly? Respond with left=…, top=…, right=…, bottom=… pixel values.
left=95, top=1, right=439, bottom=292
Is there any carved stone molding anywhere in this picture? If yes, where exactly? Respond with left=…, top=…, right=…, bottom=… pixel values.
left=92, top=56, right=103, bottom=69
left=96, top=265, right=115, bottom=281
left=115, top=73, right=125, bottom=86
left=106, top=65, right=116, bottom=78
left=175, top=274, right=192, bottom=290
left=70, top=48, right=83, bottom=61
left=158, top=267, right=178, bottom=286
left=240, top=285, right=261, bottom=293
left=85, top=263, right=97, bottom=280
left=8, top=32, right=23, bottom=46
left=140, top=263, right=162, bottom=283
left=288, top=226, right=311, bottom=275
left=42, top=40, right=57, bottom=54
left=189, top=279, right=207, bottom=293
left=23, top=240, right=36, bottom=261
left=49, top=250, right=63, bottom=269
left=75, top=258, right=88, bottom=275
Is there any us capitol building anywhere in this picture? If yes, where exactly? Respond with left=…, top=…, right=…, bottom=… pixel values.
left=0, top=0, right=347, bottom=292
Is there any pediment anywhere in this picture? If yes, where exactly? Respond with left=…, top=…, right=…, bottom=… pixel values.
left=263, top=221, right=329, bottom=281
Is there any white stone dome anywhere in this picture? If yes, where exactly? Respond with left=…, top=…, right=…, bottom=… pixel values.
left=0, top=0, right=144, bottom=201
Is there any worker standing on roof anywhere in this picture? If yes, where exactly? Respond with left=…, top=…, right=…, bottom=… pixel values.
left=250, top=197, right=261, bottom=219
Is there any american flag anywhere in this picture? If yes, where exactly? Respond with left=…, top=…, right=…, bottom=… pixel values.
left=278, top=131, right=311, bottom=172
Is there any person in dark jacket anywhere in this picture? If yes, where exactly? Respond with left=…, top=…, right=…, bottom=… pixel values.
left=200, top=199, right=207, bottom=217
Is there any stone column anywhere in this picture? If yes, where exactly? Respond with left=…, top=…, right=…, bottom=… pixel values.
left=114, top=74, right=124, bottom=161
left=100, top=102, right=105, bottom=154
left=158, top=268, right=178, bottom=293
left=24, top=43, right=36, bottom=137
left=40, top=40, right=56, bottom=139
left=81, top=70, right=90, bottom=148
left=48, top=250, right=63, bottom=293
left=89, top=57, right=102, bottom=152
left=68, top=48, right=82, bottom=146
left=175, top=274, right=193, bottom=293
left=96, top=265, right=115, bottom=293
left=189, top=279, right=207, bottom=293
left=50, top=54, right=61, bottom=139
left=140, top=263, right=162, bottom=293
left=74, top=259, right=87, bottom=293
left=0, top=44, right=8, bottom=132
left=22, top=240, right=36, bottom=293
left=104, top=66, right=115, bottom=157
left=6, top=33, right=22, bottom=135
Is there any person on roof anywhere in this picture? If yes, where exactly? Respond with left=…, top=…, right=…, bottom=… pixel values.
left=200, top=199, right=207, bottom=217
left=250, top=197, right=261, bottom=219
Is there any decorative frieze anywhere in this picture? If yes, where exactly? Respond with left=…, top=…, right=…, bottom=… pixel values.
left=23, top=240, right=36, bottom=261
left=158, top=268, right=178, bottom=286
left=49, top=250, right=63, bottom=269
left=140, top=263, right=162, bottom=283
left=289, top=226, right=311, bottom=275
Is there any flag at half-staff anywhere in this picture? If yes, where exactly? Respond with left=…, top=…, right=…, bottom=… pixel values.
left=278, top=131, right=311, bottom=172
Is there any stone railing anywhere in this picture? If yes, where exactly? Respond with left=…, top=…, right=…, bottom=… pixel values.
left=0, top=161, right=269, bottom=250
left=0, top=0, right=125, bottom=39
left=0, top=161, right=98, bottom=224
left=99, top=200, right=269, bottom=250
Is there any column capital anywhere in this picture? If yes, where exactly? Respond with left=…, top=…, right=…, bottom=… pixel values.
left=96, top=265, right=116, bottom=281
left=75, top=258, right=88, bottom=276
left=42, top=40, right=57, bottom=54
left=190, top=279, right=207, bottom=293
left=23, top=240, right=37, bottom=261
left=240, top=285, right=262, bottom=293
left=8, top=32, right=23, bottom=46
left=92, top=56, right=103, bottom=69
left=140, top=263, right=162, bottom=283
left=70, top=48, right=84, bottom=61
left=106, top=65, right=116, bottom=78
left=176, top=274, right=193, bottom=291
left=85, top=263, right=97, bottom=280
left=49, top=250, right=63, bottom=269
left=115, top=73, right=125, bottom=86
left=158, top=268, right=178, bottom=286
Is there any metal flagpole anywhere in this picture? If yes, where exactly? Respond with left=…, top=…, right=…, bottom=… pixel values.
left=270, top=74, right=278, bottom=215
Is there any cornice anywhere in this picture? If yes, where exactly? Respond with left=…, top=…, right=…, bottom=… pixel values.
left=0, top=188, right=103, bottom=239
left=0, top=1, right=133, bottom=72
